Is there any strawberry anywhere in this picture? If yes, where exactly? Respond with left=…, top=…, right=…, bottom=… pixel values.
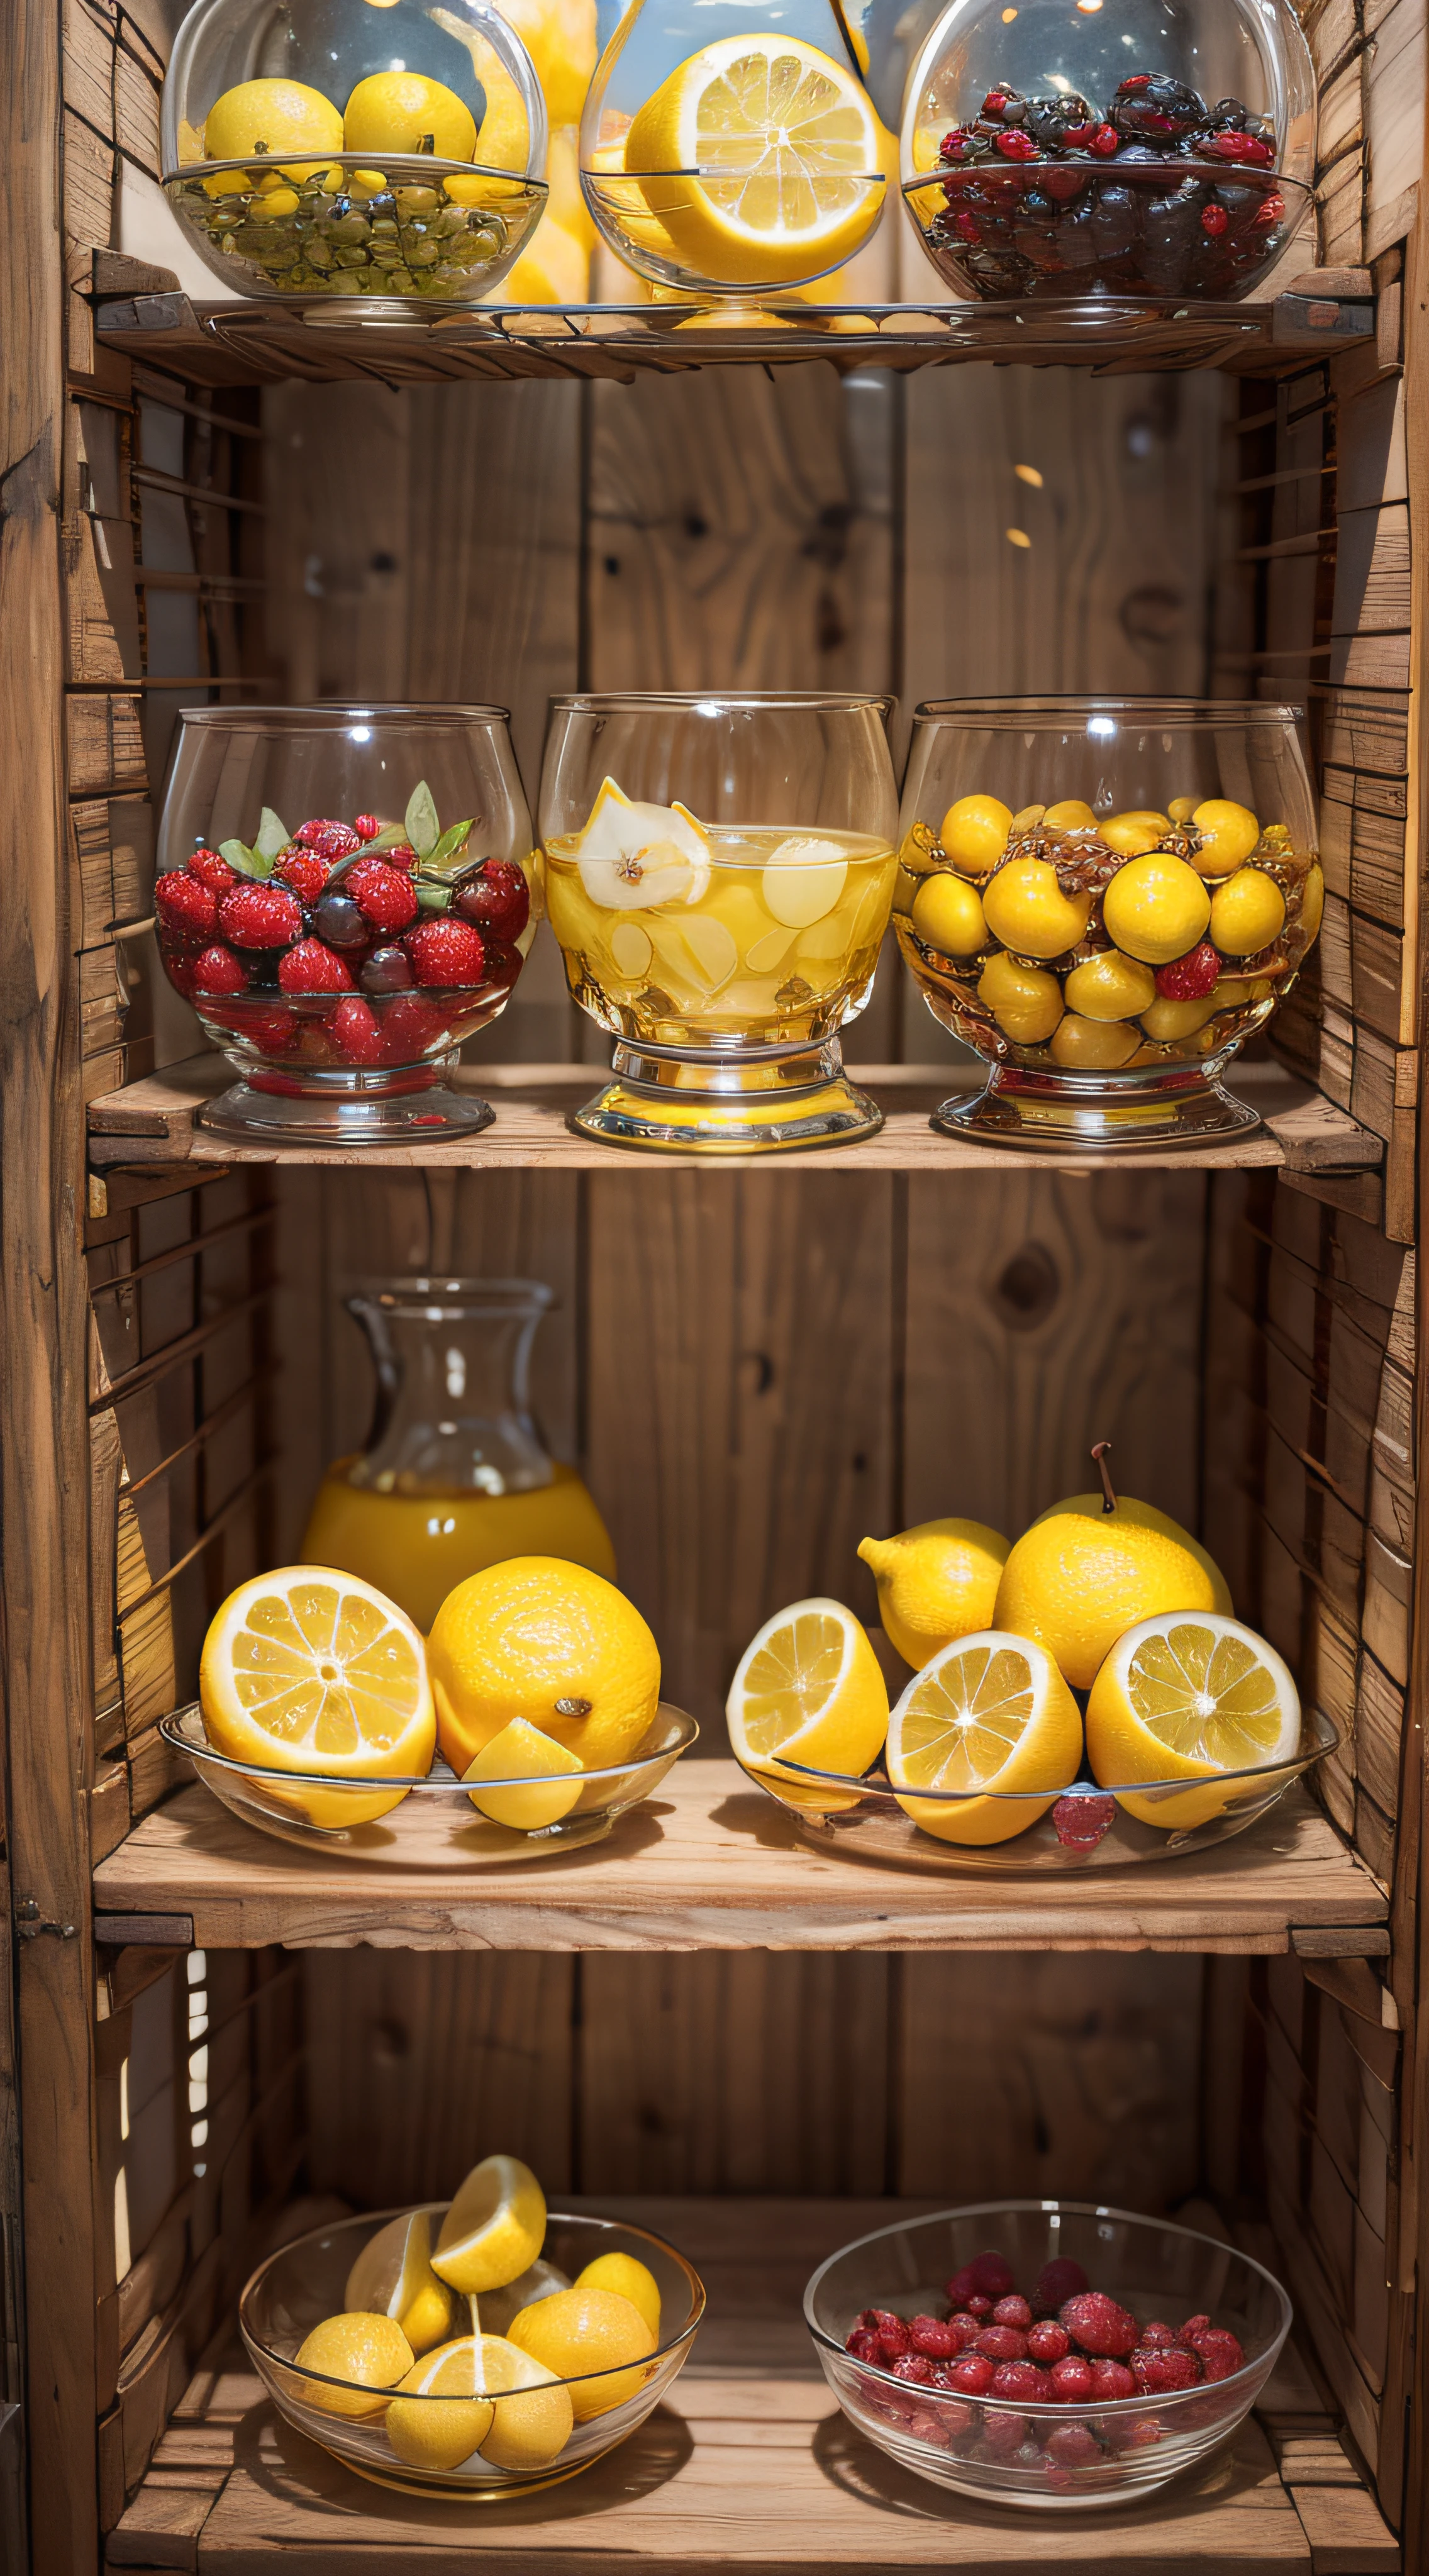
left=1048, top=2355, right=1093, bottom=2403
left=1060, top=2291, right=1139, bottom=2357
left=1045, top=2421, right=1101, bottom=2468
left=946, top=2353, right=994, bottom=2396
left=346, top=856, right=419, bottom=935
left=1155, top=938, right=1220, bottom=999
left=1181, top=2326, right=1244, bottom=2382
left=191, top=945, right=248, bottom=995
left=294, top=817, right=348, bottom=848
left=404, top=916, right=486, bottom=989
left=1132, top=2345, right=1201, bottom=2393
left=330, top=996, right=384, bottom=1064
left=974, top=2326, right=1028, bottom=2363
left=992, top=2295, right=1032, bottom=2329
left=238, top=1004, right=300, bottom=1054
left=188, top=847, right=236, bottom=896
left=1088, top=2358, right=1137, bottom=2399
left=274, top=845, right=331, bottom=907
left=990, top=2360, right=1048, bottom=2400
left=311, top=821, right=362, bottom=862
left=947, top=2252, right=1015, bottom=2306
left=380, top=992, right=449, bottom=1062
left=277, top=939, right=353, bottom=995
left=1026, top=2321, right=1070, bottom=2364
left=156, top=870, right=218, bottom=943
left=218, top=883, right=304, bottom=950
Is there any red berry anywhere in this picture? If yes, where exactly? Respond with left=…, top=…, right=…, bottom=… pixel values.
left=1048, top=2355, right=1093, bottom=2403
left=1106, top=2413, right=1162, bottom=2453
left=909, top=2316, right=959, bottom=2360
left=1176, top=2316, right=1211, bottom=2344
left=312, top=822, right=362, bottom=862
left=947, top=2353, right=994, bottom=2396
left=964, top=2294, right=993, bottom=2319
left=274, top=846, right=330, bottom=907
left=347, top=856, right=420, bottom=935
left=1184, top=2328, right=1244, bottom=2382
left=238, top=1003, right=300, bottom=1055
left=1202, top=202, right=1230, bottom=236
left=188, top=847, right=236, bottom=896
left=994, top=128, right=1038, bottom=158
left=191, top=944, right=248, bottom=995
left=404, top=916, right=486, bottom=989
left=218, top=883, right=304, bottom=950
left=948, top=2253, right=1015, bottom=2305
left=1140, top=2322, right=1176, bottom=2347
left=1045, top=2421, right=1101, bottom=2467
left=1061, top=2292, right=1139, bottom=2358
left=380, top=992, right=448, bottom=1063
left=156, top=870, right=218, bottom=942
left=947, top=2313, right=983, bottom=2346
left=860, top=2311, right=904, bottom=2334
left=991, top=2360, right=1048, bottom=2400
left=1027, top=2321, right=1070, bottom=2364
left=1155, top=938, right=1220, bottom=999
left=891, top=2353, right=933, bottom=2384
left=1052, top=1791, right=1116, bottom=1848
left=453, top=857, right=530, bottom=943
left=278, top=939, right=353, bottom=996
left=330, top=996, right=384, bottom=1065
left=386, top=841, right=418, bottom=870
left=1089, top=123, right=1120, bottom=154
left=1254, top=191, right=1286, bottom=225
left=845, top=2328, right=879, bottom=2360
left=295, top=817, right=348, bottom=848
left=992, top=2295, right=1032, bottom=2330
left=1033, top=2258, right=1088, bottom=2313
left=1089, top=2358, right=1137, bottom=2399
left=876, top=2319, right=911, bottom=2360
left=976, top=2326, right=1028, bottom=2363
left=981, top=89, right=1008, bottom=113
left=1132, top=2345, right=1201, bottom=2393
left=354, top=813, right=381, bottom=840
left=979, top=2410, right=1027, bottom=2458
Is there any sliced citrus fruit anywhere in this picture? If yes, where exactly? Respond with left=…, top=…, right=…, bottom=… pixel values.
left=386, top=2336, right=495, bottom=2469
left=462, top=1718, right=584, bottom=1832
left=1086, top=1612, right=1301, bottom=1828
left=726, top=1598, right=887, bottom=1810
left=198, top=1567, right=433, bottom=1828
left=432, top=2154, right=547, bottom=2295
left=477, top=2335, right=574, bottom=2468
left=345, top=2209, right=455, bottom=2355
left=885, top=1631, right=1082, bottom=1846
left=624, top=36, right=885, bottom=288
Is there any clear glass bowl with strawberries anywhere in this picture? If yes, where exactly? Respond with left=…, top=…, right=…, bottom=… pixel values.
left=154, top=705, right=540, bottom=1143
left=807, top=2203, right=1291, bottom=2507
left=894, top=698, right=1321, bottom=1150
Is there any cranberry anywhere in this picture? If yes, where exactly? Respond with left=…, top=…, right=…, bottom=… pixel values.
left=1048, top=2355, right=1094, bottom=2403
left=1033, top=2258, right=1088, bottom=2312
left=1202, top=202, right=1230, bottom=235
left=353, top=813, right=381, bottom=840
left=1027, top=2321, right=1070, bottom=2364
left=891, top=2353, right=933, bottom=2384
left=1045, top=2421, right=1101, bottom=2468
left=909, top=2316, right=959, bottom=2360
left=1061, top=2292, right=1139, bottom=2357
left=979, top=2411, right=1027, bottom=2459
left=991, top=2360, right=1048, bottom=2401
left=948, top=2253, right=1015, bottom=2305
left=992, top=2295, right=1032, bottom=2329
left=845, top=2328, right=879, bottom=2361
left=947, top=2353, right=994, bottom=2396
left=1089, top=2358, right=1137, bottom=2399
left=975, top=2326, right=1028, bottom=2363
left=1052, top=1792, right=1116, bottom=1849
left=453, top=857, right=530, bottom=943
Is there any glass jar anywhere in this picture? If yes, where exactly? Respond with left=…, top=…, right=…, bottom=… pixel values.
left=539, top=691, right=900, bottom=1152
left=894, top=697, right=1321, bottom=1150
left=899, top=0, right=1314, bottom=301
left=579, top=0, right=889, bottom=314
left=301, top=1278, right=616, bottom=1632
left=155, top=704, right=540, bottom=1144
left=160, top=0, right=548, bottom=307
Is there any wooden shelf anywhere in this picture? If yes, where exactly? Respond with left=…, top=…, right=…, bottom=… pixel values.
left=87, top=1057, right=1384, bottom=1178
left=104, top=2196, right=1399, bottom=2575
left=94, top=278, right=1375, bottom=389
left=92, top=1763, right=1390, bottom=1956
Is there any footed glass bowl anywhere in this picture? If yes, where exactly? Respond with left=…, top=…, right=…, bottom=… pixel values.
left=161, top=1702, right=696, bottom=1859
left=806, top=2203, right=1291, bottom=2508
left=734, top=1703, right=1339, bottom=1872
left=243, top=2207, right=704, bottom=2497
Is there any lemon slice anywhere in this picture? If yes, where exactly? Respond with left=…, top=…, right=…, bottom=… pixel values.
left=624, top=35, right=885, bottom=287
left=885, top=1631, right=1082, bottom=1846
left=386, top=2337, right=494, bottom=2472
left=199, top=1567, right=433, bottom=1828
left=726, top=1598, right=887, bottom=1809
left=574, top=778, right=712, bottom=909
left=462, top=1719, right=584, bottom=1831
left=433, top=2154, right=547, bottom=2295
left=1086, top=1613, right=1301, bottom=1829
left=760, top=835, right=849, bottom=928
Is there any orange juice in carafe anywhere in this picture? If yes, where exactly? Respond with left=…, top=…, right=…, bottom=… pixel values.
left=299, top=1278, right=614, bottom=1634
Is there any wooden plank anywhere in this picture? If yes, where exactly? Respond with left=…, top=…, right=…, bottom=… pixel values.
left=91, top=1768, right=1390, bottom=1953
left=1287, top=2481, right=1403, bottom=2570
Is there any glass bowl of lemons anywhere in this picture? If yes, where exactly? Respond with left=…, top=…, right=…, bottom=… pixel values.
left=161, top=0, right=548, bottom=304
left=242, top=2160, right=705, bottom=2496
left=726, top=1452, right=1340, bottom=1871
left=163, top=1558, right=696, bottom=1858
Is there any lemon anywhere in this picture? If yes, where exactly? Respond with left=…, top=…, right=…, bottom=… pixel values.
left=1191, top=798, right=1260, bottom=875
left=1102, top=853, right=1210, bottom=967
left=1168, top=795, right=1197, bottom=823
left=489, top=218, right=591, bottom=302
left=977, top=952, right=1063, bottom=1043
left=198, top=1568, right=433, bottom=1829
left=982, top=858, right=1090, bottom=960
left=1062, top=950, right=1155, bottom=1021
left=508, top=2286, right=655, bottom=2419
left=996, top=1496, right=1230, bottom=1690
left=726, top=1599, right=887, bottom=1804
left=1140, top=992, right=1220, bottom=1043
left=345, top=2211, right=455, bottom=2356
left=292, top=2312, right=414, bottom=2418
left=885, top=1632, right=1082, bottom=1846
left=345, top=72, right=476, bottom=160
left=433, top=2154, right=547, bottom=2295
left=478, top=2336, right=574, bottom=2468
left=428, top=1557, right=660, bottom=1776
left=1042, top=798, right=1097, bottom=830
left=1086, top=1611, right=1300, bottom=1828
left=761, top=835, right=848, bottom=927
left=1209, top=867, right=1286, bottom=957
left=940, top=794, right=1011, bottom=874
left=624, top=35, right=884, bottom=287
left=575, top=2252, right=662, bottom=2339
left=1300, top=861, right=1325, bottom=941
left=911, top=873, right=986, bottom=957
left=462, top=1719, right=584, bottom=1831
left=1100, top=811, right=1171, bottom=858
left=1049, top=1013, right=1138, bottom=1069
left=202, top=77, right=343, bottom=184
left=496, top=0, right=596, bottom=126
left=479, top=2256, right=570, bottom=2336
left=387, top=2338, right=496, bottom=2470
left=857, top=1519, right=1009, bottom=1670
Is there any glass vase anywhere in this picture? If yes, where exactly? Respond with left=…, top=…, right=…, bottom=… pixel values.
left=301, top=1277, right=616, bottom=1633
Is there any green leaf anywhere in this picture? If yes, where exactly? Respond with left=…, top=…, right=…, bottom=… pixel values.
left=360, top=823, right=409, bottom=853
left=405, top=780, right=440, bottom=858
left=425, top=819, right=474, bottom=874
left=218, top=836, right=274, bottom=881
left=254, top=806, right=291, bottom=861
left=415, top=879, right=451, bottom=911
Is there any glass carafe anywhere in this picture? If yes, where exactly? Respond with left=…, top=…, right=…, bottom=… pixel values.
left=301, top=1278, right=615, bottom=1631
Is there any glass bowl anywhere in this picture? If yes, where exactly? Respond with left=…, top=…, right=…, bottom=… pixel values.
left=160, top=1701, right=697, bottom=1858
left=894, top=698, right=1321, bottom=1151
left=161, top=0, right=548, bottom=306
left=733, top=1702, right=1340, bottom=1871
left=538, top=691, right=900, bottom=1153
left=806, top=2202, right=1292, bottom=2507
left=155, top=704, right=540, bottom=1145
left=900, top=0, right=1313, bottom=301
left=242, top=2207, right=704, bottom=2497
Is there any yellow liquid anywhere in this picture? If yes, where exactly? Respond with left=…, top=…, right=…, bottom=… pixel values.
left=301, top=1459, right=616, bottom=1635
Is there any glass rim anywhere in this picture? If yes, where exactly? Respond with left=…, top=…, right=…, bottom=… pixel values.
left=162, top=1701, right=698, bottom=1790
left=166, top=152, right=545, bottom=185
left=910, top=696, right=1304, bottom=726
left=547, top=691, right=896, bottom=715
left=346, top=1274, right=557, bottom=1316
left=174, top=702, right=515, bottom=728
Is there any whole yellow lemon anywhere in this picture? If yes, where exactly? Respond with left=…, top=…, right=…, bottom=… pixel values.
left=1062, top=950, right=1155, bottom=1021
left=291, top=2312, right=414, bottom=2418
left=995, top=1494, right=1232, bottom=1690
left=939, top=794, right=1012, bottom=874
left=1209, top=867, right=1287, bottom=957
left=982, top=858, right=1090, bottom=960
left=911, top=872, right=987, bottom=957
left=1191, top=799, right=1260, bottom=875
left=508, top=2285, right=655, bottom=2420
left=1102, top=853, right=1210, bottom=966
left=345, top=71, right=477, bottom=160
left=1049, top=1013, right=1138, bottom=1069
left=427, top=1557, right=660, bottom=1775
left=857, top=1518, right=1010, bottom=1670
left=977, top=951, right=1064, bottom=1044
left=203, top=77, right=343, bottom=184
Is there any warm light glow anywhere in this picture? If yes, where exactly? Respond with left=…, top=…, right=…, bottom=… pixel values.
left=1077, top=2, right=1103, bottom=13
left=1001, top=9, right=1018, bottom=21
left=1006, top=528, right=1032, bottom=549
left=1014, top=464, right=1043, bottom=487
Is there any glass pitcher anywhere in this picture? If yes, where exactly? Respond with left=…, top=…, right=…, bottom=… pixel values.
left=301, top=1277, right=615, bottom=1631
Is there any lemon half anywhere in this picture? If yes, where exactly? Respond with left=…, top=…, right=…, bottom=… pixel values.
left=433, top=2154, right=547, bottom=2296
left=345, top=2210, right=455, bottom=2356
left=885, top=1630, right=1082, bottom=1846
left=1086, top=1612, right=1301, bottom=1828
left=199, top=1567, right=433, bottom=1827
left=726, top=1597, right=887, bottom=1809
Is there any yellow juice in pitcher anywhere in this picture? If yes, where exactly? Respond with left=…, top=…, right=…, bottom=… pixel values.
left=301, top=1459, right=616, bottom=1635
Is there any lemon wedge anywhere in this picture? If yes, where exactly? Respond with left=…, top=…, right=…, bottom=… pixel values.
left=198, top=1567, right=433, bottom=1828
left=885, top=1631, right=1082, bottom=1846
left=574, top=778, right=711, bottom=909
left=345, top=2209, right=455, bottom=2355
left=1086, top=1613, right=1301, bottom=1828
left=386, top=2336, right=494, bottom=2471
left=462, top=1719, right=584, bottom=1831
left=726, top=1598, right=887, bottom=1809
left=433, top=2154, right=547, bottom=2295
left=623, top=35, right=885, bottom=287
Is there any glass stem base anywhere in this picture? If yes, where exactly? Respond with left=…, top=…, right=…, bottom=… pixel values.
left=199, top=1051, right=495, bottom=1147
left=570, top=1036, right=882, bottom=1155
left=937, top=1060, right=1262, bottom=1152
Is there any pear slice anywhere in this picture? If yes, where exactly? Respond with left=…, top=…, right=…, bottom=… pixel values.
left=574, top=778, right=711, bottom=911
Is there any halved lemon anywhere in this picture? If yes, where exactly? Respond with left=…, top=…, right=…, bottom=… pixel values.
left=462, top=1719, right=584, bottom=1831
left=198, top=1567, right=433, bottom=1828
left=885, top=1631, right=1082, bottom=1846
left=1086, top=1613, right=1301, bottom=1828
left=345, top=2209, right=454, bottom=2356
left=623, top=36, right=886, bottom=288
left=726, top=1598, right=887, bottom=1811
left=433, top=2153, right=547, bottom=2296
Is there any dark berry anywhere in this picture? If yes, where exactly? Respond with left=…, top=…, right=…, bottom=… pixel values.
left=274, top=846, right=330, bottom=907
left=992, top=2296, right=1033, bottom=2330
left=1155, top=938, right=1220, bottom=999
left=974, top=2326, right=1028, bottom=2363
left=947, top=2353, right=994, bottom=2396
left=277, top=939, right=353, bottom=996
left=991, top=2360, right=1048, bottom=2400
left=359, top=943, right=415, bottom=996
left=1048, top=2355, right=1093, bottom=2403
left=313, top=892, right=373, bottom=952
left=909, top=2316, right=959, bottom=2360
left=188, top=847, right=236, bottom=896
left=1132, top=2345, right=1201, bottom=2393
left=346, top=856, right=420, bottom=935
left=948, top=2253, right=1015, bottom=2305
left=156, top=870, right=218, bottom=942
left=1061, top=2292, right=1139, bottom=2358
left=453, top=857, right=530, bottom=943
left=353, top=813, right=381, bottom=840
left=477, top=937, right=523, bottom=992
left=191, top=945, right=247, bottom=995
left=1033, top=2258, right=1088, bottom=2313
left=1088, top=2358, right=1137, bottom=2399
left=1026, top=2321, right=1070, bottom=2364
left=404, top=916, right=486, bottom=989
left=330, top=996, right=384, bottom=1065
left=218, top=883, right=304, bottom=950
left=1045, top=2420, right=1101, bottom=2467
